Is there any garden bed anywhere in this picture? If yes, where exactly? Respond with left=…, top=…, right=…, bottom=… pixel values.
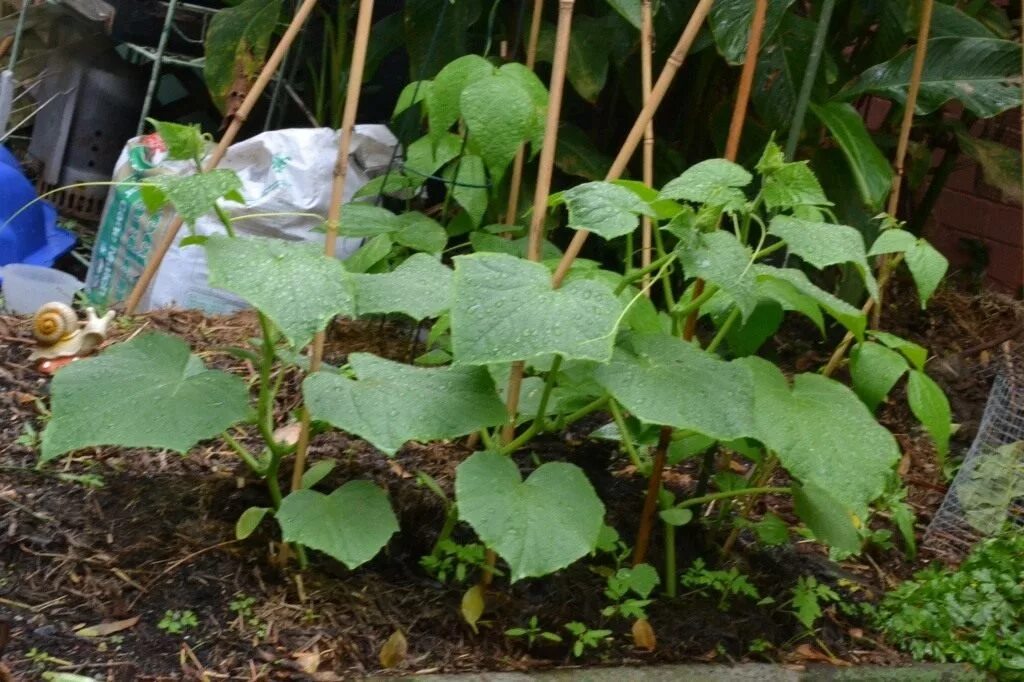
left=0, top=283, right=1020, bottom=680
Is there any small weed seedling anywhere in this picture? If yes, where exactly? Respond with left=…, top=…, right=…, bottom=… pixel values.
left=680, top=559, right=764, bottom=610
left=564, top=621, right=613, bottom=658
left=158, top=609, right=199, bottom=635
left=505, top=616, right=563, bottom=648
left=789, top=576, right=840, bottom=633
left=229, top=593, right=268, bottom=638
left=602, top=563, right=659, bottom=620
left=420, top=539, right=490, bottom=584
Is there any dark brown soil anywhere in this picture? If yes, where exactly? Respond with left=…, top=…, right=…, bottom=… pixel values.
left=1, top=286, right=1021, bottom=680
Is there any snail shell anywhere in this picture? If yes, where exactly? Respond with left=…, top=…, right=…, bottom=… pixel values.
left=33, top=302, right=79, bottom=346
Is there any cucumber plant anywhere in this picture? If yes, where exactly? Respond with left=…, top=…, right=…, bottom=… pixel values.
left=38, top=99, right=949, bottom=594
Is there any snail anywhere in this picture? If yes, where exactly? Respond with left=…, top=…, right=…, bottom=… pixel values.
left=30, top=302, right=116, bottom=361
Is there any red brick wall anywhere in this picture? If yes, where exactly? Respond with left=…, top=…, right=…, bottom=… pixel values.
left=925, top=111, right=1023, bottom=295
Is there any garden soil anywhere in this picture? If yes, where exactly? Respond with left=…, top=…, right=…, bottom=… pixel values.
left=0, top=280, right=1020, bottom=680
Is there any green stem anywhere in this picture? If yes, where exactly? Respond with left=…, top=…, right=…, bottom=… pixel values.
left=614, top=253, right=675, bottom=295
left=783, top=0, right=837, bottom=161
left=213, top=204, right=237, bottom=238
left=222, top=431, right=265, bottom=475
left=652, top=226, right=676, bottom=310
left=753, top=240, right=786, bottom=260
left=676, top=486, right=791, bottom=511
left=674, top=284, right=718, bottom=319
left=431, top=503, right=460, bottom=556
left=557, top=396, right=609, bottom=431
left=707, top=307, right=741, bottom=354
left=608, top=399, right=646, bottom=472
left=664, top=519, right=677, bottom=597
left=256, top=313, right=286, bottom=458
left=625, top=232, right=635, bottom=275
left=479, top=427, right=497, bottom=452
left=499, top=357, right=564, bottom=455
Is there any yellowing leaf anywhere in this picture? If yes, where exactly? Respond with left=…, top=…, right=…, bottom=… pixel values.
left=379, top=629, right=409, bottom=668
left=74, top=616, right=140, bottom=637
left=632, top=618, right=657, bottom=652
left=461, top=585, right=485, bottom=633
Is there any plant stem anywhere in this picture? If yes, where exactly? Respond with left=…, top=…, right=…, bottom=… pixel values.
left=707, top=308, right=741, bottom=354
left=876, top=0, right=935, bottom=325
left=608, top=399, right=646, bottom=472
left=557, top=395, right=609, bottom=430
left=673, top=284, right=718, bottom=318
left=652, top=226, right=677, bottom=310
left=431, top=504, right=460, bottom=556
left=677, top=486, right=790, bottom=510
left=632, top=426, right=672, bottom=566
left=783, top=0, right=836, bottom=161
left=213, top=204, right=236, bottom=238
left=256, top=313, right=286, bottom=458
left=640, top=0, right=655, bottom=294
left=222, top=431, right=264, bottom=475
left=500, top=356, right=564, bottom=455
left=664, top=517, right=677, bottom=597
left=614, top=253, right=675, bottom=295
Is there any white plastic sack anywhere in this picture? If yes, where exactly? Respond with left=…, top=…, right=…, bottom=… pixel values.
left=87, top=125, right=398, bottom=313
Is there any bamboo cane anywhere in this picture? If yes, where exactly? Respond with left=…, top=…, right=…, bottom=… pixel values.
left=551, top=0, right=715, bottom=288
left=633, top=0, right=767, bottom=570
left=874, top=0, right=935, bottom=326
left=124, top=0, right=321, bottom=315
left=291, top=0, right=377, bottom=495
left=640, top=0, right=655, bottom=294
left=485, top=0, right=576, bottom=589
left=503, top=0, right=546, bottom=226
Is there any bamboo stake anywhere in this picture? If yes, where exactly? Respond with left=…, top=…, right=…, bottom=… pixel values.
left=124, top=0, right=321, bottom=315
left=682, top=0, right=767, bottom=340
left=825, top=0, right=935, bottom=373
left=291, top=0, right=377, bottom=495
left=640, top=0, right=655, bottom=294
left=503, top=0, right=546, bottom=226
left=633, top=0, right=767, bottom=570
left=874, top=0, right=934, bottom=326
left=551, top=0, right=715, bottom=288
left=486, top=0, right=576, bottom=588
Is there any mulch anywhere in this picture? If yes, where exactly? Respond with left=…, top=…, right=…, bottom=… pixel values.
left=0, top=282, right=1021, bottom=680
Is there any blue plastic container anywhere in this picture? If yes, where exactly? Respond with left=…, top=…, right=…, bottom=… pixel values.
left=0, top=146, right=76, bottom=282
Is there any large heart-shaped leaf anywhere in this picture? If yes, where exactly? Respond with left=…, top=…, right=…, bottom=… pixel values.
left=793, top=482, right=861, bottom=555
left=594, top=332, right=756, bottom=441
left=353, top=253, right=453, bottom=320
left=304, top=353, right=506, bottom=455
left=456, top=451, right=605, bottom=580
left=741, top=357, right=900, bottom=516
left=497, top=63, right=549, bottom=150
left=462, top=72, right=535, bottom=181
left=841, top=37, right=1023, bottom=118
left=756, top=141, right=830, bottom=210
left=41, top=333, right=250, bottom=462
left=427, top=54, right=494, bottom=143
left=660, top=159, right=752, bottom=210
left=140, top=170, right=244, bottom=226
left=204, top=235, right=355, bottom=348
left=276, top=482, right=398, bottom=569
left=768, top=216, right=878, bottom=299
left=536, top=16, right=611, bottom=103
left=448, top=155, right=489, bottom=227
left=810, top=102, right=893, bottom=210
left=675, top=228, right=759, bottom=320
left=562, top=181, right=656, bottom=240
left=451, top=253, right=624, bottom=365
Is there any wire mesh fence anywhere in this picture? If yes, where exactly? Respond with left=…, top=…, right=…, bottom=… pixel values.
left=925, top=350, right=1024, bottom=561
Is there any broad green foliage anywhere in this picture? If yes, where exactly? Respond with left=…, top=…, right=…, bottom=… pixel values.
left=41, top=333, right=250, bottom=462
left=754, top=265, right=866, bottom=337
left=561, top=182, right=656, bottom=240
left=427, top=55, right=494, bottom=145
left=470, top=232, right=563, bottom=260
left=449, top=155, right=489, bottom=227
left=756, top=143, right=831, bottom=211
left=660, top=159, right=751, bottom=211
left=203, top=0, right=282, bottom=113
left=907, top=370, right=952, bottom=460
left=957, top=132, right=1023, bottom=204
left=304, top=354, right=506, bottom=455
left=675, top=228, right=758, bottom=320
left=792, top=483, right=861, bottom=556
left=841, top=37, right=1023, bottom=118
left=809, top=103, right=893, bottom=209
left=204, top=236, right=355, bottom=348
left=870, top=330, right=928, bottom=370
left=709, top=0, right=796, bottom=65
left=869, top=229, right=949, bottom=306
left=455, top=451, right=605, bottom=581
left=236, top=506, right=270, bottom=540
left=850, top=341, right=908, bottom=412
left=276, top=482, right=399, bottom=569
left=768, top=216, right=878, bottom=299
left=353, top=253, right=453, bottom=320
left=877, top=533, right=1024, bottom=676
left=338, top=205, right=446, bottom=253
left=741, top=356, right=901, bottom=518
left=345, top=234, right=394, bottom=273
left=148, top=119, right=206, bottom=164
left=595, top=333, right=756, bottom=441
left=462, top=73, right=536, bottom=181
left=140, top=170, right=243, bottom=225
left=451, top=253, right=624, bottom=365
